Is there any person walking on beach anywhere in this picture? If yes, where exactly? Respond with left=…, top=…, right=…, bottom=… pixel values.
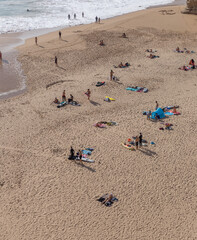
left=95, top=16, right=98, bottom=23
left=59, top=31, right=62, bottom=40
left=82, top=12, right=84, bottom=17
left=155, top=101, right=159, bottom=110
left=98, top=17, right=100, bottom=23
left=135, top=136, right=139, bottom=150
left=68, top=14, right=70, bottom=20
left=74, top=13, right=76, bottom=19
left=139, top=133, right=143, bottom=147
left=62, top=90, right=66, bottom=101
left=35, top=37, right=38, bottom=45
left=86, top=89, right=91, bottom=100
left=55, top=56, right=58, bottom=66
left=110, top=70, right=114, bottom=81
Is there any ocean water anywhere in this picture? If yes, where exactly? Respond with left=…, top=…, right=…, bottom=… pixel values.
left=0, top=0, right=174, bottom=34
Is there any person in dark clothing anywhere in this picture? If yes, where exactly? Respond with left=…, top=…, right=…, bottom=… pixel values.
left=139, top=133, right=143, bottom=147
left=70, top=146, right=75, bottom=159
left=68, top=14, right=70, bottom=20
left=74, top=13, right=76, bottom=19
left=68, top=94, right=73, bottom=103
left=82, top=12, right=84, bottom=17
left=55, top=56, right=57, bottom=65
left=59, top=31, right=62, bottom=39
left=95, top=16, right=98, bottom=22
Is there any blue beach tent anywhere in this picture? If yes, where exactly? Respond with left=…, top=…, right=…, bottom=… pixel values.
left=151, top=108, right=165, bottom=120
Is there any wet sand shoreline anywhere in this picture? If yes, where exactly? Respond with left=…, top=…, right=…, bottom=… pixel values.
left=0, top=0, right=185, bottom=100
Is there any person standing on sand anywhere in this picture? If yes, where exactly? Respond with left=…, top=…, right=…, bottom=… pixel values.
left=78, top=150, right=83, bottom=163
left=135, top=136, right=139, bottom=150
left=55, top=56, right=58, bottom=66
left=59, top=31, right=62, bottom=40
left=68, top=14, right=70, bottom=20
left=98, top=17, right=100, bottom=23
left=155, top=101, right=159, bottom=110
left=74, top=13, right=76, bottom=19
left=95, top=16, right=98, bottom=22
left=35, top=37, right=38, bottom=45
left=82, top=12, right=84, bottom=17
left=139, top=133, right=143, bottom=147
left=86, top=89, right=91, bottom=100
left=110, top=70, right=114, bottom=81
left=62, top=90, right=66, bottom=101
left=0, top=51, right=2, bottom=63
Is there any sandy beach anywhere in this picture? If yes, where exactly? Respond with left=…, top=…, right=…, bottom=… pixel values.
left=0, top=3, right=197, bottom=240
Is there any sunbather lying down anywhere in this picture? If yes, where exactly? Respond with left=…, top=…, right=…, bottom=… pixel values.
left=99, top=40, right=105, bottom=46
left=114, top=62, right=130, bottom=68
left=178, top=65, right=190, bottom=71
left=145, top=49, right=157, bottom=53
left=53, top=97, right=60, bottom=104
left=97, top=193, right=118, bottom=207
left=147, top=53, right=159, bottom=59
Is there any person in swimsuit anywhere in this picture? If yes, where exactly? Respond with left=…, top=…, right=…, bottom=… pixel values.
left=135, top=136, right=139, bottom=150
left=86, top=89, right=91, bottom=100
left=62, top=90, right=66, bottom=101
left=78, top=150, right=83, bottom=163
left=155, top=101, right=159, bottom=110
left=54, top=97, right=59, bottom=104
left=110, top=70, right=114, bottom=81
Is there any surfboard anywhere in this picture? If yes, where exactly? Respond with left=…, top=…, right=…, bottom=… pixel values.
left=121, top=143, right=135, bottom=150
left=75, top=156, right=94, bottom=163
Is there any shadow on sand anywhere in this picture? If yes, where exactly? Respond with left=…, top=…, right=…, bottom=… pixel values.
left=138, top=148, right=157, bottom=157
left=74, top=161, right=96, bottom=172
left=90, top=100, right=101, bottom=106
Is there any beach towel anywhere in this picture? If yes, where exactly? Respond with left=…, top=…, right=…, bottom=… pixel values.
left=105, top=96, right=115, bottom=101
left=96, top=81, right=105, bottom=87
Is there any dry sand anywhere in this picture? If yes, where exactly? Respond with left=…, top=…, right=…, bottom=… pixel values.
left=0, top=5, right=197, bottom=240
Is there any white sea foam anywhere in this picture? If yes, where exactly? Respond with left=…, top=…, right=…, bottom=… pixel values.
left=0, top=0, right=174, bottom=34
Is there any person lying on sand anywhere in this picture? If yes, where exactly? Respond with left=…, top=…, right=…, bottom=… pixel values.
left=97, top=193, right=118, bottom=206
left=147, top=53, right=159, bottom=59
left=179, top=65, right=189, bottom=71
left=53, top=97, right=60, bottom=104
left=118, top=62, right=123, bottom=68
left=99, top=40, right=104, bottom=46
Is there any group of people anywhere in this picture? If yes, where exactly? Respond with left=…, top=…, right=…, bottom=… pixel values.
left=95, top=16, right=101, bottom=23
left=54, top=90, right=74, bottom=103
left=68, top=12, right=84, bottom=20
left=69, top=146, right=83, bottom=163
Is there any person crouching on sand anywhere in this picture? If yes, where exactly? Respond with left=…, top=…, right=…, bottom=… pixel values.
left=99, top=40, right=104, bottom=46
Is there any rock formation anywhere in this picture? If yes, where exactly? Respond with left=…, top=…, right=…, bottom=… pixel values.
left=183, top=0, right=197, bottom=14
